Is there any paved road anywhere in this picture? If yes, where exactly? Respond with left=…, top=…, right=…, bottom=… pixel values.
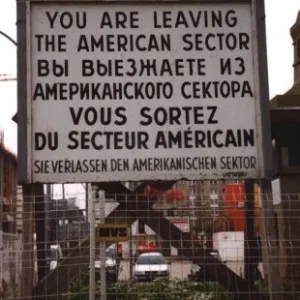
left=118, top=260, right=192, bottom=281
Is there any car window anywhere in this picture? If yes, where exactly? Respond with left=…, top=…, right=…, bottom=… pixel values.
left=137, top=255, right=166, bottom=265
left=94, top=249, right=115, bottom=259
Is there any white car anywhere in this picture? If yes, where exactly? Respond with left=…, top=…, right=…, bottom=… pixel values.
left=133, top=252, right=170, bottom=281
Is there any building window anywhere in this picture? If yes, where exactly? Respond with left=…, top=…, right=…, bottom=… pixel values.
left=298, top=39, right=300, bottom=60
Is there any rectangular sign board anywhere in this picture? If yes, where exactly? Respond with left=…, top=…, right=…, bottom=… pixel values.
left=96, top=224, right=129, bottom=242
left=18, top=0, right=272, bottom=183
left=271, top=178, right=282, bottom=205
left=166, top=216, right=190, bottom=233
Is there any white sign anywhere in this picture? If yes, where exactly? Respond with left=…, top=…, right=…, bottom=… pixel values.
left=166, top=217, right=190, bottom=233
left=26, top=2, right=265, bottom=183
left=271, top=178, right=282, bottom=205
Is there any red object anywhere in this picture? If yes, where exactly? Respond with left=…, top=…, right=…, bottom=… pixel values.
left=144, top=185, right=184, bottom=202
left=224, top=183, right=245, bottom=231
left=135, top=234, right=159, bottom=254
left=116, top=243, right=122, bottom=254
left=164, top=189, right=184, bottom=201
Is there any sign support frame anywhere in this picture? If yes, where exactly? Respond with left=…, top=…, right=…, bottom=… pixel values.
left=17, top=0, right=272, bottom=184
left=89, top=186, right=96, bottom=300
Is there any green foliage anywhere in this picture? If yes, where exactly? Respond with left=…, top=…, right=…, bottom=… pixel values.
left=63, top=274, right=233, bottom=300
left=111, top=278, right=232, bottom=300
left=62, top=270, right=90, bottom=300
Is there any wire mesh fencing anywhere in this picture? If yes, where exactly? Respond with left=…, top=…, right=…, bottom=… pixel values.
left=0, top=181, right=300, bottom=300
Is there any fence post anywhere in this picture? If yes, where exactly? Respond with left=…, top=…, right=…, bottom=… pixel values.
left=244, top=180, right=256, bottom=288
left=34, top=183, right=47, bottom=282
left=99, top=190, right=107, bottom=300
left=89, top=186, right=96, bottom=300
left=260, top=180, right=283, bottom=300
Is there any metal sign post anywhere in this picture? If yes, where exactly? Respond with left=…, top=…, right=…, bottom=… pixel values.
left=99, top=190, right=107, bottom=300
left=89, top=186, right=96, bottom=300
left=244, top=180, right=255, bottom=289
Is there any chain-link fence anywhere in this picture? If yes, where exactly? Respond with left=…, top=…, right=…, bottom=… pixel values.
left=0, top=181, right=299, bottom=300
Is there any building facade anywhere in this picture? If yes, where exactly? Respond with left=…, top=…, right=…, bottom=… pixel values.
left=0, top=134, right=17, bottom=233
left=269, top=10, right=300, bottom=295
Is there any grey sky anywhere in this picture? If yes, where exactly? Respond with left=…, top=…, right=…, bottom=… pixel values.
left=0, top=1, right=299, bottom=198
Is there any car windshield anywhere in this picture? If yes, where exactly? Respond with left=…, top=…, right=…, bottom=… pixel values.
left=94, top=248, right=115, bottom=259
left=137, top=254, right=166, bottom=265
